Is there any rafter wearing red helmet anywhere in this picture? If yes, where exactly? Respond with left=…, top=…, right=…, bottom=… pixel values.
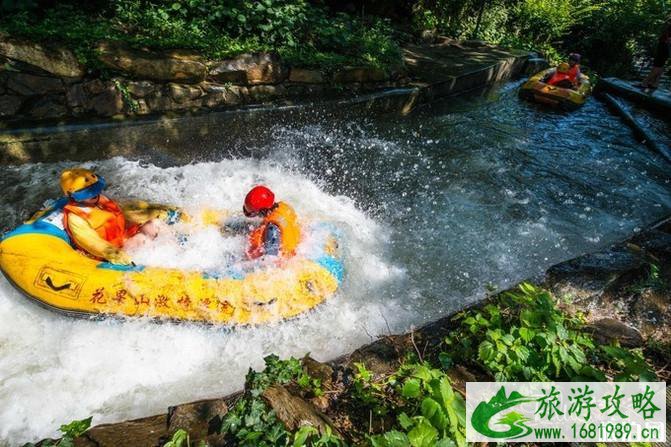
left=244, top=185, right=301, bottom=259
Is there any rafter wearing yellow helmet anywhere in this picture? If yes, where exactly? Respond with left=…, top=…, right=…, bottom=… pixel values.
left=58, top=168, right=165, bottom=264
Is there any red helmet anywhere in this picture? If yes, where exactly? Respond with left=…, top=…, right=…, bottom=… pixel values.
left=244, top=185, right=275, bottom=216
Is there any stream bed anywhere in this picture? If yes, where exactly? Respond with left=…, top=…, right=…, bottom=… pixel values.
left=1, top=80, right=670, bottom=445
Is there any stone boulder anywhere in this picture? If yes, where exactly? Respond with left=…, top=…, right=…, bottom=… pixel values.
left=334, top=67, right=387, bottom=83
left=5, top=72, right=63, bottom=96
left=73, top=414, right=168, bottom=447
left=0, top=37, right=85, bottom=78
left=167, top=397, right=228, bottom=444
left=125, top=80, right=157, bottom=98
left=90, top=84, right=124, bottom=116
left=25, top=95, right=67, bottom=119
left=168, top=83, right=203, bottom=103
left=202, top=83, right=243, bottom=107
left=208, top=52, right=287, bottom=85
left=289, top=68, right=325, bottom=84
left=0, top=95, right=23, bottom=117
left=587, top=318, right=644, bottom=348
left=97, top=42, right=207, bottom=83
left=262, top=385, right=339, bottom=436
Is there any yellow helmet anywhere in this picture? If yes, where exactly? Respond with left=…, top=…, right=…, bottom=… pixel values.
left=557, top=62, right=570, bottom=73
left=60, top=168, right=107, bottom=201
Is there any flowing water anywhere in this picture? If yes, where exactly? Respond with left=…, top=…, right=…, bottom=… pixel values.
left=1, top=80, right=670, bottom=445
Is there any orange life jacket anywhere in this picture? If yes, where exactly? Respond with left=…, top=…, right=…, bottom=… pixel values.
left=247, top=202, right=301, bottom=259
left=63, top=195, right=138, bottom=250
left=567, top=64, right=580, bottom=82
left=548, top=64, right=580, bottom=87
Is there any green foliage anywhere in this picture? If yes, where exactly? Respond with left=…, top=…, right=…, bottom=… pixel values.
left=163, top=429, right=189, bottom=447
left=22, top=416, right=92, bottom=447
left=221, top=397, right=289, bottom=447
left=569, top=0, right=668, bottom=74
left=412, top=0, right=669, bottom=74
left=443, top=283, right=656, bottom=382
left=292, top=426, right=344, bottom=447
left=444, top=283, right=602, bottom=381
left=350, top=362, right=390, bottom=416
left=113, top=80, right=139, bottom=113
left=0, top=0, right=401, bottom=70
left=219, top=354, right=335, bottom=447
left=367, top=363, right=466, bottom=447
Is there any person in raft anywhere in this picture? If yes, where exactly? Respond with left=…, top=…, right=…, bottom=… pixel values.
left=60, top=168, right=161, bottom=265
left=243, top=185, right=300, bottom=259
left=546, top=53, right=582, bottom=89
left=640, top=19, right=671, bottom=92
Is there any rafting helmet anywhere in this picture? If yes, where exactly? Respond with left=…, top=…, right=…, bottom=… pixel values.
left=568, top=53, right=581, bottom=64
left=557, top=62, right=570, bottom=73
left=60, top=168, right=106, bottom=201
left=244, top=185, right=275, bottom=216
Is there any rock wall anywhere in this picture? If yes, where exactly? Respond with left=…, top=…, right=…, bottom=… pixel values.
left=0, top=37, right=405, bottom=124
left=0, top=37, right=534, bottom=126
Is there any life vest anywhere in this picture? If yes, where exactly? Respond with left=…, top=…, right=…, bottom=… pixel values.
left=63, top=195, right=138, bottom=250
left=567, top=64, right=580, bottom=83
left=548, top=64, right=580, bottom=87
left=248, top=202, right=301, bottom=259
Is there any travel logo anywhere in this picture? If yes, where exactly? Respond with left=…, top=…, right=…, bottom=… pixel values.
left=466, top=382, right=666, bottom=442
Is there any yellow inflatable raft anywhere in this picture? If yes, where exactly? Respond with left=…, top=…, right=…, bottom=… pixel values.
left=0, top=199, right=343, bottom=325
left=519, top=68, right=591, bottom=110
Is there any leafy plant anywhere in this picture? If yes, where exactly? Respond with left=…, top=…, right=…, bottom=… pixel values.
left=350, top=362, right=390, bottom=416
left=22, top=416, right=92, bottom=447
left=444, top=283, right=603, bottom=381
left=219, top=354, right=334, bottom=447
left=367, top=363, right=466, bottom=447
left=292, top=426, right=344, bottom=447
left=443, top=283, right=656, bottom=382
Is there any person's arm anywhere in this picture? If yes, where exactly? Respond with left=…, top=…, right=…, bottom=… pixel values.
left=262, top=223, right=281, bottom=256
left=67, top=213, right=132, bottom=264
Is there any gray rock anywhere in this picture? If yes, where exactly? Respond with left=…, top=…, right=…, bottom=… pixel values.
left=0, top=94, right=23, bottom=116
left=209, top=52, right=287, bottom=85
left=204, top=90, right=241, bottom=108
left=74, top=414, right=168, bottom=447
left=246, top=84, right=286, bottom=101
left=65, top=83, right=87, bottom=109
left=587, top=318, right=644, bottom=348
left=97, top=42, right=207, bottom=83
left=82, top=79, right=108, bottom=96
left=25, top=95, right=66, bottom=119
left=167, top=397, right=228, bottom=444
left=126, top=80, right=156, bottom=97
left=0, top=37, right=85, bottom=78
left=262, top=385, right=339, bottom=436
left=90, top=85, right=124, bottom=116
left=289, top=68, right=325, bottom=84
left=135, top=98, right=150, bottom=115
left=302, top=356, right=334, bottom=389
left=168, top=83, right=203, bottom=103
left=6, top=72, right=63, bottom=96
left=333, top=67, right=387, bottom=83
